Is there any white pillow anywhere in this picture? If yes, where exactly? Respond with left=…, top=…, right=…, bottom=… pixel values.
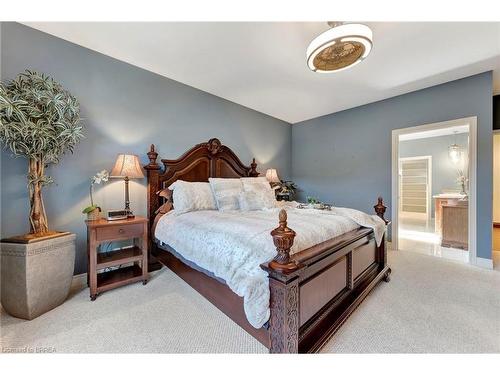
left=238, top=191, right=268, bottom=211
left=208, top=178, right=243, bottom=211
left=168, top=180, right=217, bottom=214
left=240, top=177, right=276, bottom=209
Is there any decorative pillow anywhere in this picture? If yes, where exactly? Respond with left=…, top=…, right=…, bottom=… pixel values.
left=240, top=177, right=276, bottom=209
left=156, top=201, right=173, bottom=215
left=168, top=180, right=217, bottom=214
left=158, top=188, right=172, bottom=200
left=155, top=188, right=173, bottom=214
left=208, top=178, right=243, bottom=211
left=238, top=191, right=269, bottom=211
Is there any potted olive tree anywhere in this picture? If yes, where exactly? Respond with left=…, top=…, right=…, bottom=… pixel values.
left=0, top=70, right=84, bottom=319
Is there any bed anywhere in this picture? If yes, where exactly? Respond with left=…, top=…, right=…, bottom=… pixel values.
left=144, top=138, right=391, bottom=353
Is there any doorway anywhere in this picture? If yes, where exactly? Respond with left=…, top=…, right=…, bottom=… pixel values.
left=392, top=117, right=477, bottom=265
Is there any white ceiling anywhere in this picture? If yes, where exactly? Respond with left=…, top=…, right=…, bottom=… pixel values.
left=24, top=22, right=500, bottom=124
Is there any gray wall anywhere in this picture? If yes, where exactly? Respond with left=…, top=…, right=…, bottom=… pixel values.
left=292, top=72, right=493, bottom=260
left=399, top=133, right=469, bottom=216
left=0, top=23, right=292, bottom=274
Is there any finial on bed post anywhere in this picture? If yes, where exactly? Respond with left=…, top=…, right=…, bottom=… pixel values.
left=374, top=196, right=389, bottom=224
left=249, top=158, right=259, bottom=177
left=145, top=144, right=160, bottom=170
left=144, top=144, right=163, bottom=272
left=269, top=209, right=298, bottom=273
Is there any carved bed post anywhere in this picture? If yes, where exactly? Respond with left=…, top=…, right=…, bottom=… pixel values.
left=144, top=144, right=162, bottom=221
left=249, top=158, right=259, bottom=177
left=144, top=144, right=163, bottom=270
left=269, top=210, right=298, bottom=273
left=374, top=196, right=391, bottom=282
left=374, top=196, right=388, bottom=224
left=268, top=275, right=299, bottom=353
left=261, top=209, right=301, bottom=353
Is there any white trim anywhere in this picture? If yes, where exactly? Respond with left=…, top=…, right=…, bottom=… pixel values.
left=494, top=132, right=500, bottom=224
left=475, top=257, right=493, bottom=269
left=399, top=124, right=469, bottom=141
left=468, top=118, right=478, bottom=266
left=391, top=117, right=478, bottom=265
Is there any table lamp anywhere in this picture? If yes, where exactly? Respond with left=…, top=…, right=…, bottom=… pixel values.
left=110, top=154, right=144, bottom=218
left=266, top=168, right=280, bottom=187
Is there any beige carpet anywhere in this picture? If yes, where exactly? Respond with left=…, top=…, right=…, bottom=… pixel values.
left=1, top=250, right=499, bottom=353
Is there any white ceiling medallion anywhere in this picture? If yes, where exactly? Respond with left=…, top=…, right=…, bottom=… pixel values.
left=306, top=22, right=373, bottom=73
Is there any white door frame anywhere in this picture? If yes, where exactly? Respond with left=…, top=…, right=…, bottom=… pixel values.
left=398, top=155, right=432, bottom=223
left=391, top=116, right=477, bottom=265
left=494, top=130, right=500, bottom=225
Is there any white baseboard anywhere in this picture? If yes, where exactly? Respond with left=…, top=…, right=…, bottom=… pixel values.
left=474, top=257, right=494, bottom=269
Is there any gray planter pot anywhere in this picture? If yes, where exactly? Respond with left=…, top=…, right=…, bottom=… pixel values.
left=1, top=233, right=76, bottom=320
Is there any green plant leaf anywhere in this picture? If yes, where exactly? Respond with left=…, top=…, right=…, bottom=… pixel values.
left=0, top=70, right=85, bottom=164
left=82, top=205, right=98, bottom=214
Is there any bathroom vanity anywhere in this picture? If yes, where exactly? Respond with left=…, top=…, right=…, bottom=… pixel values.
left=433, top=194, right=468, bottom=250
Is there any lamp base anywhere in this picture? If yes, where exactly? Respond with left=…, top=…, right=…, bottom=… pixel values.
left=123, top=177, right=135, bottom=219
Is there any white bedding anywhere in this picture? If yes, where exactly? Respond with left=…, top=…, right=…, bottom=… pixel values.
left=155, top=203, right=385, bottom=329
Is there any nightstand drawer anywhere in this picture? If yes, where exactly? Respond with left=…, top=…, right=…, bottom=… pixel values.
left=96, top=223, right=143, bottom=241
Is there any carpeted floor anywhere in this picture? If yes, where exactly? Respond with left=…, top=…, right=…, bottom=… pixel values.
left=1, top=250, right=499, bottom=353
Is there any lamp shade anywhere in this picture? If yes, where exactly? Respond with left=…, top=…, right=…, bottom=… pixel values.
left=110, top=154, right=144, bottom=179
left=265, top=168, right=280, bottom=183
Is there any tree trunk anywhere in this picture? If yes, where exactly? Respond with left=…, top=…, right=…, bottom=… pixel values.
left=28, top=158, right=49, bottom=235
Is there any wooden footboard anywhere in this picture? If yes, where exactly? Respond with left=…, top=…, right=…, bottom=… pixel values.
left=261, top=198, right=391, bottom=353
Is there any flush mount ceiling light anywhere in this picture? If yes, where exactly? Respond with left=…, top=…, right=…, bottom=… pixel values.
left=306, top=22, right=373, bottom=73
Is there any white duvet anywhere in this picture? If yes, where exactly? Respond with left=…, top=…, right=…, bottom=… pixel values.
left=155, top=203, right=385, bottom=329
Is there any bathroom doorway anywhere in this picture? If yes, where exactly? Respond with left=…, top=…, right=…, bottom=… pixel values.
left=392, top=117, right=477, bottom=265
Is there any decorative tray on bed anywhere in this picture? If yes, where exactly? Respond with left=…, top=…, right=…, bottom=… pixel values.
left=297, top=203, right=332, bottom=211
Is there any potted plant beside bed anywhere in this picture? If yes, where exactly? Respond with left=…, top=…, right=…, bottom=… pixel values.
left=0, top=70, right=84, bottom=319
left=275, top=180, right=298, bottom=201
left=82, top=170, right=109, bottom=220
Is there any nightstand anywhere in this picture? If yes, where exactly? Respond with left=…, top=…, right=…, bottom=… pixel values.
left=85, top=216, right=148, bottom=301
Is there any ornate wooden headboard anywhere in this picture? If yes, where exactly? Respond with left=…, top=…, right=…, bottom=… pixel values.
left=144, top=138, right=259, bottom=224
